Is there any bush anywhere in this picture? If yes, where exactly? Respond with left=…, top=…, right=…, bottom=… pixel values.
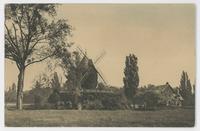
left=81, top=91, right=128, bottom=110
left=102, top=94, right=128, bottom=110
left=34, top=95, right=43, bottom=109
left=134, top=91, right=160, bottom=110
left=82, top=100, right=103, bottom=110
left=48, top=89, right=60, bottom=108
left=5, top=91, right=16, bottom=103
left=143, top=91, right=159, bottom=108
left=101, top=95, right=122, bottom=110
left=183, top=94, right=195, bottom=106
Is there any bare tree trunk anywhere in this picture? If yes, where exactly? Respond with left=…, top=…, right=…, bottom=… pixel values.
left=16, top=68, right=25, bottom=110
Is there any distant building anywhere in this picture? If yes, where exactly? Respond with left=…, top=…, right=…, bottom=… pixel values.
left=134, top=83, right=184, bottom=109
left=153, top=83, right=183, bottom=106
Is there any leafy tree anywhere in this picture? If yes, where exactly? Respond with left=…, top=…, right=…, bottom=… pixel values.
left=5, top=4, right=71, bottom=109
left=11, top=83, right=17, bottom=91
left=35, top=80, right=42, bottom=89
left=28, top=78, right=53, bottom=108
left=33, top=73, right=51, bottom=89
left=179, top=71, right=192, bottom=98
left=69, top=87, right=81, bottom=108
left=57, top=51, right=84, bottom=108
left=51, top=72, right=61, bottom=90
left=179, top=71, right=193, bottom=105
left=191, top=84, right=195, bottom=106
left=123, top=54, right=139, bottom=101
left=61, top=51, right=82, bottom=90
left=5, top=83, right=17, bottom=103
left=143, top=91, right=159, bottom=109
left=48, top=89, right=60, bottom=109
left=192, top=84, right=195, bottom=95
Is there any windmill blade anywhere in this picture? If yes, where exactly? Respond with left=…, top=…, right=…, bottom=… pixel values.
left=95, top=66, right=107, bottom=85
left=76, top=49, right=84, bottom=58
left=80, top=68, right=91, bottom=83
left=75, top=46, right=89, bottom=69
left=94, top=50, right=106, bottom=64
left=97, top=71, right=107, bottom=85
left=77, top=46, right=90, bottom=60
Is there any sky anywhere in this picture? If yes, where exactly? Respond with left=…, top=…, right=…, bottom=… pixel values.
left=5, top=4, right=196, bottom=90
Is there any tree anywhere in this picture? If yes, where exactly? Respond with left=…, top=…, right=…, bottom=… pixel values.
left=5, top=4, right=72, bottom=109
left=35, top=80, right=42, bottom=89
left=11, top=83, right=17, bottom=91
left=33, top=73, right=51, bottom=89
left=5, top=83, right=17, bottom=103
left=57, top=51, right=83, bottom=108
left=48, top=89, right=60, bottom=109
left=51, top=72, right=61, bottom=90
left=60, top=51, right=82, bottom=90
left=179, top=71, right=192, bottom=105
left=191, top=84, right=195, bottom=106
left=27, top=79, right=53, bottom=108
left=123, top=54, right=139, bottom=101
left=143, top=91, right=159, bottom=110
left=192, top=84, right=195, bottom=95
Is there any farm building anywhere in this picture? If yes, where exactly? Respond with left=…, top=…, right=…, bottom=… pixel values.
left=134, top=83, right=184, bottom=109
left=156, top=83, right=183, bottom=106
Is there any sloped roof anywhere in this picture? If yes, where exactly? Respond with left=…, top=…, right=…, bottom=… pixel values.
left=143, top=83, right=175, bottom=94
left=78, top=56, right=98, bottom=73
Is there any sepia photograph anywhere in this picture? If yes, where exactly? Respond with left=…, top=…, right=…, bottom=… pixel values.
left=4, top=3, right=196, bottom=127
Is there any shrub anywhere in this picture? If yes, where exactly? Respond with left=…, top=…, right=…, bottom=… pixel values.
left=34, top=95, right=43, bottom=109
left=82, top=100, right=103, bottom=110
left=183, top=94, right=195, bottom=106
left=102, top=95, right=120, bottom=110
left=144, top=91, right=159, bottom=108
left=81, top=91, right=128, bottom=110
left=134, top=91, right=160, bottom=110
left=48, top=89, right=60, bottom=109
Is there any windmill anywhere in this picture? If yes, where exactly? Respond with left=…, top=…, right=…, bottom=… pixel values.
left=54, top=46, right=112, bottom=110
left=76, top=46, right=107, bottom=89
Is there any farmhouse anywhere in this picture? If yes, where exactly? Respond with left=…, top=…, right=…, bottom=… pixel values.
left=134, top=83, right=183, bottom=109
left=156, top=83, right=183, bottom=106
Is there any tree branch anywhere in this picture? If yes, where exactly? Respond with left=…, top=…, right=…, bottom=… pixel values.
left=17, top=17, right=26, bottom=51
left=5, top=53, right=22, bottom=69
left=25, top=52, right=55, bottom=67
left=12, top=23, right=18, bottom=45
left=5, top=24, right=21, bottom=58
left=5, top=56, right=15, bottom=61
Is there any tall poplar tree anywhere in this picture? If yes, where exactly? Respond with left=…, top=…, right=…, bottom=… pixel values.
left=179, top=71, right=192, bottom=105
left=123, top=54, right=139, bottom=101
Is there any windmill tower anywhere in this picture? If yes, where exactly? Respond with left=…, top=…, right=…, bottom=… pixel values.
left=76, top=46, right=107, bottom=89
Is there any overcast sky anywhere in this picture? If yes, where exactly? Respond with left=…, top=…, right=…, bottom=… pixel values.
left=5, top=4, right=195, bottom=90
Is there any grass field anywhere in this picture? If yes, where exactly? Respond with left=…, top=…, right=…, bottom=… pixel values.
left=5, top=108, right=195, bottom=127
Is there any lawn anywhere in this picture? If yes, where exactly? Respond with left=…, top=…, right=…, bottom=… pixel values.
left=5, top=108, right=195, bottom=127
